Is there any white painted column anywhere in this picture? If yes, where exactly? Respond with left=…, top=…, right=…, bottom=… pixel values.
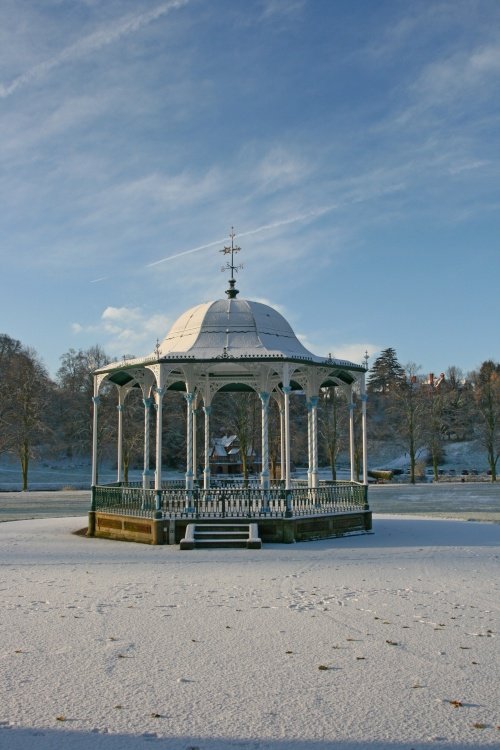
left=203, top=405, right=212, bottom=490
left=310, top=395, right=319, bottom=489
left=192, top=400, right=198, bottom=482
left=283, top=385, right=292, bottom=491
left=116, top=401, right=124, bottom=483
left=360, top=374, right=368, bottom=486
left=349, top=387, right=355, bottom=482
left=142, top=396, right=153, bottom=489
left=306, top=399, right=313, bottom=488
left=91, top=393, right=100, bottom=486
left=154, top=387, right=164, bottom=493
left=185, top=392, right=195, bottom=491
left=259, top=391, right=270, bottom=491
left=279, top=399, right=285, bottom=481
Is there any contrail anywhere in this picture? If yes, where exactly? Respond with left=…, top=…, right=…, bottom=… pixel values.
left=0, top=0, right=189, bottom=98
left=146, top=237, right=228, bottom=268
left=145, top=206, right=335, bottom=268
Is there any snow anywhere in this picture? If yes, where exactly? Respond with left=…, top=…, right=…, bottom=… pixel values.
left=1, top=515, right=499, bottom=749
left=373, top=440, right=490, bottom=476
left=1, top=438, right=491, bottom=493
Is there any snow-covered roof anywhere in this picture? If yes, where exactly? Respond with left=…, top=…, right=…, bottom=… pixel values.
left=211, top=435, right=238, bottom=456
left=157, top=298, right=332, bottom=363
left=94, top=296, right=365, bottom=383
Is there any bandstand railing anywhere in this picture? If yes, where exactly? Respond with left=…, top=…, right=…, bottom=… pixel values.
left=91, top=480, right=368, bottom=520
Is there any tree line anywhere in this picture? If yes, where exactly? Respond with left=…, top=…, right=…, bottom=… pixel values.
left=0, top=334, right=498, bottom=488
left=365, top=348, right=498, bottom=483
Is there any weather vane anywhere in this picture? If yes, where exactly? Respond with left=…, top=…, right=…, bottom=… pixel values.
left=220, top=226, right=243, bottom=299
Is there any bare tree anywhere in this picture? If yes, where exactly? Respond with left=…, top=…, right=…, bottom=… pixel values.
left=319, top=386, right=347, bottom=480
left=471, top=361, right=499, bottom=481
left=421, top=377, right=446, bottom=480
left=2, top=346, right=52, bottom=489
left=121, top=388, right=146, bottom=483
left=56, top=345, right=113, bottom=462
left=268, top=397, right=281, bottom=480
left=392, top=363, right=426, bottom=484
left=0, top=334, right=23, bottom=455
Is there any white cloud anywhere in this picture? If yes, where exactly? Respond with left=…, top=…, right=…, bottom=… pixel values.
left=118, top=169, right=223, bottom=208
left=72, top=306, right=170, bottom=358
left=392, top=39, right=500, bottom=130
left=252, top=146, right=311, bottom=193
left=297, top=335, right=381, bottom=366
left=333, top=344, right=381, bottom=367
left=448, top=159, right=489, bottom=175
left=102, top=306, right=142, bottom=323
left=260, top=0, right=306, bottom=22
left=0, top=0, right=189, bottom=98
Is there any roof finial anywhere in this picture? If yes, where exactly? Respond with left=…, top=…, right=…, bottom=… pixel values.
left=220, top=226, right=243, bottom=298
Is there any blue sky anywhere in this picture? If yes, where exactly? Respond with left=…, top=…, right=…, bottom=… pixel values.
left=1, top=0, right=499, bottom=379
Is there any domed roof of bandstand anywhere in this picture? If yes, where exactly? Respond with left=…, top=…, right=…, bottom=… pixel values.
left=96, top=233, right=365, bottom=387
left=157, top=297, right=325, bottom=362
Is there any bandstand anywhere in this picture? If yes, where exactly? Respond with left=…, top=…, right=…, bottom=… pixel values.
left=88, top=234, right=371, bottom=545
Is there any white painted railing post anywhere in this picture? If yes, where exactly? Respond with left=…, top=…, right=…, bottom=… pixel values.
left=349, top=387, right=355, bottom=482
left=142, top=396, right=153, bottom=489
left=259, top=391, right=270, bottom=491
left=310, top=395, right=319, bottom=489
left=279, top=399, right=285, bottom=481
left=306, top=398, right=313, bottom=488
left=91, top=393, right=100, bottom=486
left=203, top=405, right=212, bottom=490
left=185, top=392, right=194, bottom=492
left=192, top=397, right=198, bottom=482
left=154, top=387, right=164, bottom=508
left=282, top=385, right=292, bottom=516
left=116, top=401, right=124, bottom=483
left=361, top=373, right=368, bottom=486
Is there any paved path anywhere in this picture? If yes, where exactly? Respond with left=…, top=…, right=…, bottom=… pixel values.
left=0, top=490, right=90, bottom=522
left=369, top=481, right=500, bottom=522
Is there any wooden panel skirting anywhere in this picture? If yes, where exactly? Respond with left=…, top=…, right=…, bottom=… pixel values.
left=88, top=510, right=372, bottom=546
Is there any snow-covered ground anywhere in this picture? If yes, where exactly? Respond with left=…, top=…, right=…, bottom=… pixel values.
left=1, top=515, right=499, bottom=749
left=0, top=440, right=492, bottom=491
left=0, top=456, right=147, bottom=491
left=372, top=440, right=490, bottom=477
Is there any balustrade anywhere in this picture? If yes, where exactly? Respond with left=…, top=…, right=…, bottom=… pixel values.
left=92, top=480, right=367, bottom=519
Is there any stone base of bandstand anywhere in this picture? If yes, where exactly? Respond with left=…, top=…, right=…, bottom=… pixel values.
left=87, top=510, right=372, bottom=546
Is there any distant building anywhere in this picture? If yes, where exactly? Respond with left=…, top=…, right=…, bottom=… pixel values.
left=209, top=434, right=261, bottom=475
